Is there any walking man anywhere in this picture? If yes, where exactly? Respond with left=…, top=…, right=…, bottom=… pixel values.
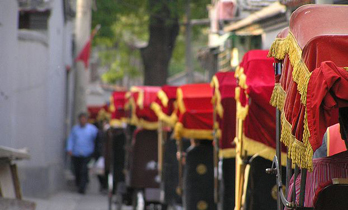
left=67, top=113, right=98, bottom=194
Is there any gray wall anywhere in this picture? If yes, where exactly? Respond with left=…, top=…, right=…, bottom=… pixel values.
left=0, top=0, right=18, bottom=148
left=0, top=0, right=74, bottom=198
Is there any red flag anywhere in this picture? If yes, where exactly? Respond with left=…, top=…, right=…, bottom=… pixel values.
left=75, top=25, right=100, bottom=70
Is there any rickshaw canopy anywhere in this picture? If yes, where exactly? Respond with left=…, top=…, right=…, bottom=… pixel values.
left=151, top=85, right=178, bottom=127
left=174, top=83, right=214, bottom=140
left=87, top=104, right=109, bottom=124
left=268, top=4, right=348, bottom=170
left=125, top=86, right=161, bottom=130
left=109, top=91, right=126, bottom=127
left=235, top=49, right=287, bottom=162
left=211, top=71, right=236, bottom=158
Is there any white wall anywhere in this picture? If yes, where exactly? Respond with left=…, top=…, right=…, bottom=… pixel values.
left=15, top=35, right=48, bottom=167
left=262, top=28, right=286, bottom=50
left=0, top=0, right=74, bottom=198
left=0, top=1, right=18, bottom=148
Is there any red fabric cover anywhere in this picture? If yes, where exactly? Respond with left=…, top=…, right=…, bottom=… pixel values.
left=279, top=36, right=348, bottom=153
left=277, top=27, right=288, bottom=39
left=88, top=104, right=108, bottom=121
left=307, top=61, right=348, bottom=152
left=289, top=5, right=348, bottom=49
left=328, top=124, right=347, bottom=157
left=155, top=85, right=178, bottom=117
left=133, top=86, right=161, bottom=123
left=110, top=91, right=126, bottom=120
left=178, top=83, right=213, bottom=131
left=214, top=71, right=236, bottom=150
left=286, top=151, right=348, bottom=208
left=239, top=50, right=278, bottom=150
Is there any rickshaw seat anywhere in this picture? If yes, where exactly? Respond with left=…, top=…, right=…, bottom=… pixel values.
left=289, top=5, right=348, bottom=49
left=314, top=184, right=348, bottom=210
left=287, top=151, right=348, bottom=207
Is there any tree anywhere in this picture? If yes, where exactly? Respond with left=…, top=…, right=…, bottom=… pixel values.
left=93, top=0, right=209, bottom=86
left=140, top=0, right=180, bottom=85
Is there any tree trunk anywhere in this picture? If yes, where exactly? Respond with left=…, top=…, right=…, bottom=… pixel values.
left=140, top=1, right=180, bottom=86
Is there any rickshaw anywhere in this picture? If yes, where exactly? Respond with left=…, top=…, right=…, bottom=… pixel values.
left=267, top=4, right=348, bottom=210
left=87, top=104, right=109, bottom=124
left=211, top=71, right=237, bottom=210
left=124, top=86, right=162, bottom=210
left=151, top=85, right=191, bottom=209
left=174, top=83, right=216, bottom=210
left=107, top=91, right=127, bottom=210
left=234, top=50, right=287, bottom=210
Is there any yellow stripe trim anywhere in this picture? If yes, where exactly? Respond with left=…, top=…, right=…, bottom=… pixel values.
left=177, top=88, right=185, bottom=114
left=174, top=122, right=213, bottom=140
left=243, top=135, right=287, bottom=166
left=219, top=148, right=236, bottom=159
left=150, top=102, right=178, bottom=127
left=157, top=90, right=169, bottom=107
left=211, top=75, right=224, bottom=118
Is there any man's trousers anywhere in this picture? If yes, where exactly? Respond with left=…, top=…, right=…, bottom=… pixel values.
left=72, top=156, right=91, bottom=193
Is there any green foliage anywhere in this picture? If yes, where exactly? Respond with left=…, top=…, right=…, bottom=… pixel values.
left=92, top=0, right=210, bottom=84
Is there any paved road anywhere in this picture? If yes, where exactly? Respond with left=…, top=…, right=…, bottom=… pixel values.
left=27, top=174, right=132, bottom=210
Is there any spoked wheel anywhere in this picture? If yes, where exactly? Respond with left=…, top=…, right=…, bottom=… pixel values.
left=108, top=172, right=114, bottom=210
left=132, top=190, right=146, bottom=210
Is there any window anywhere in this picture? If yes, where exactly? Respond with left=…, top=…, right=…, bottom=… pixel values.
left=18, top=10, right=50, bottom=30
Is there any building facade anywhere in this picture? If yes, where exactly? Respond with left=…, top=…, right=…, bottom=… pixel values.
left=0, top=0, right=75, bottom=198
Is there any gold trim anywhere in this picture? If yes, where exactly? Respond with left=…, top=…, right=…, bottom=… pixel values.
left=197, top=200, right=208, bottom=210
left=157, top=90, right=169, bottom=107
left=280, top=110, right=313, bottom=170
left=234, top=67, right=247, bottom=89
left=269, top=84, right=314, bottom=170
left=150, top=102, right=178, bottom=127
left=196, top=164, right=207, bottom=175
left=235, top=87, right=249, bottom=121
left=268, top=31, right=311, bottom=105
left=110, top=118, right=126, bottom=127
left=174, top=122, right=213, bottom=140
left=243, top=135, right=287, bottom=166
left=270, top=83, right=286, bottom=111
left=137, top=118, right=158, bottom=130
left=327, top=127, right=330, bottom=157
left=96, top=109, right=111, bottom=122
left=268, top=31, right=317, bottom=170
left=177, top=88, right=186, bottom=114
left=219, top=148, right=236, bottom=159
left=211, top=75, right=224, bottom=118
left=136, top=90, right=144, bottom=109
left=109, top=96, right=115, bottom=112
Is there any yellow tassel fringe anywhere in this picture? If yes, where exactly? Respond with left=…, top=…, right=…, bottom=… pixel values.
left=268, top=31, right=316, bottom=171
left=270, top=83, right=286, bottom=111
left=268, top=32, right=311, bottom=105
